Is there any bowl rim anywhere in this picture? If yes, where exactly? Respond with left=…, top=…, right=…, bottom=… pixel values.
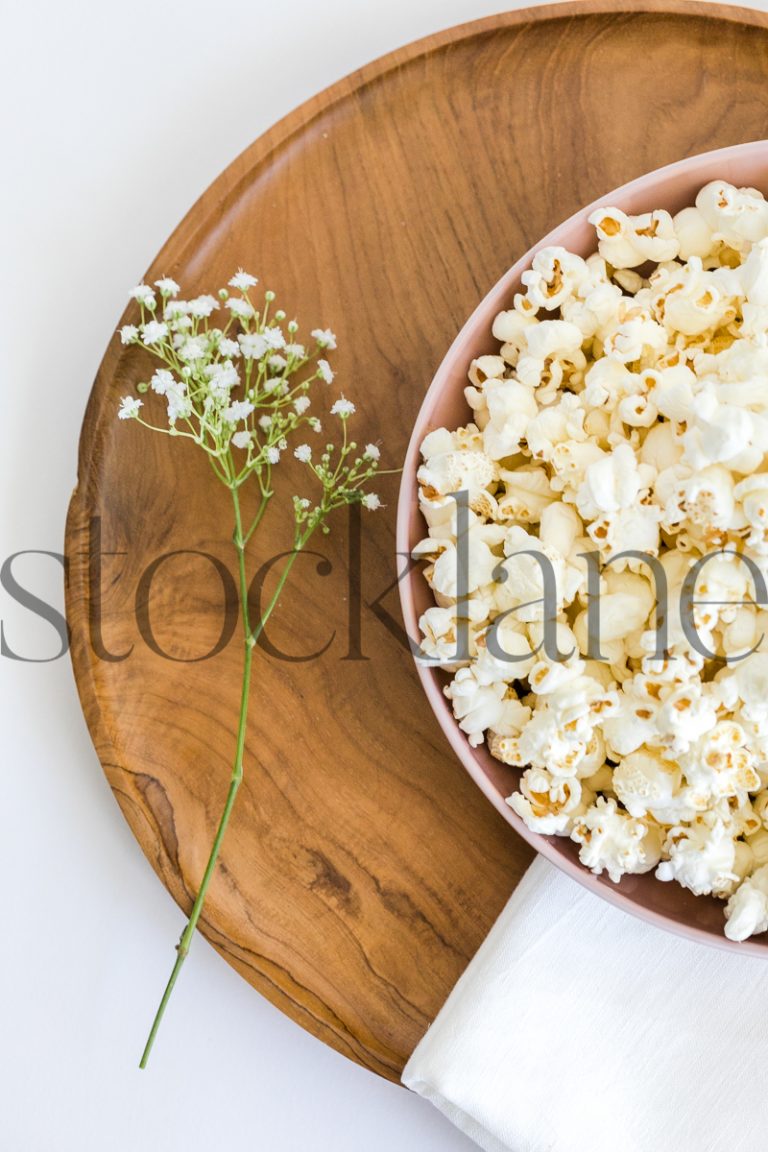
left=396, top=138, right=768, bottom=956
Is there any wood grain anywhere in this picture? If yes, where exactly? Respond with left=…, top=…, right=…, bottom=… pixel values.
left=65, top=2, right=768, bottom=1079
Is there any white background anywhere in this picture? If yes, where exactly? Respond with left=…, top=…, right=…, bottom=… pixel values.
left=0, top=0, right=760, bottom=1148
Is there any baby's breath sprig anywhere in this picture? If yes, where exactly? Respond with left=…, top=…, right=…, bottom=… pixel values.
left=117, top=273, right=384, bottom=1067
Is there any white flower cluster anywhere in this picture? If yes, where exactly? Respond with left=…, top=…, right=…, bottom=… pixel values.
left=117, top=273, right=381, bottom=526
left=416, top=180, right=768, bottom=941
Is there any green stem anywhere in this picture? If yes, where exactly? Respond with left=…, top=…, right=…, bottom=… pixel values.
left=138, top=488, right=314, bottom=1067
left=251, top=549, right=300, bottom=645
left=242, top=484, right=271, bottom=546
left=138, top=643, right=252, bottom=1068
left=138, top=484, right=253, bottom=1068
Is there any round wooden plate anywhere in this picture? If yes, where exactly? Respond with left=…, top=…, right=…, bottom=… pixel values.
left=66, top=0, right=768, bottom=1081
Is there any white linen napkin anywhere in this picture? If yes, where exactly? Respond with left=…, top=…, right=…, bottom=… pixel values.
left=402, top=857, right=768, bottom=1152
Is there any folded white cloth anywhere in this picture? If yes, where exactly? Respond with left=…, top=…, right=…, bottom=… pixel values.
left=403, top=857, right=768, bottom=1152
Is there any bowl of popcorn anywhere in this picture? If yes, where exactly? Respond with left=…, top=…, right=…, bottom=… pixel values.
left=398, top=141, right=768, bottom=953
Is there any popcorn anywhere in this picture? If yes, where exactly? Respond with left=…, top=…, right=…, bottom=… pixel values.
left=482, top=379, right=538, bottom=459
left=653, top=258, right=739, bottom=337
left=549, top=438, right=604, bottom=495
left=443, top=668, right=507, bottom=747
left=490, top=695, right=532, bottom=739
left=496, top=466, right=554, bottom=523
left=582, top=358, right=637, bottom=412
left=601, top=676, right=662, bottom=756
left=558, top=255, right=622, bottom=329
left=653, top=681, right=718, bottom=756
left=725, top=865, right=768, bottom=941
left=574, top=441, right=653, bottom=520
left=492, top=307, right=538, bottom=361
left=719, top=605, right=763, bottom=659
left=494, top=526, right=568, bottom=620
left=657, top=817, right=739, bottom=896
left=418, top=600, right=488, bottom=665
left=571, top=797, right=662, bottom=882
left=602, top=312, right=668, bottom=363
left=746, top=826, right=768, bottom=865
left=467, top=354, right=506, bottom=388
left=430, top=538, right=498, bottom=597
left=691, top=550, right=755, bottom=628
left=735, top=474, right=768, bottom=553
left=523, top=318, right=584, bottom=362
left=680, top=389, right=763, bottom=472
left=612, top=747, right=684, bottom=823
left=714, top=796, right=763, bottom=840
left=417, top=440, right=497, bottom=507
left=524, top=392, right=586, bottom=461
left=737, top=236, right=768, bottom=308
left=673, top=205, right=715, bottom=260
left=635, top=423, right=686, bottom=476
left=507, top=768, right=591, bottom=835
left=516, top=707, right=588, bottom=777
left=722, top=653, right=768, bottom=727
left=513, top=673, right=616, bottom=779
left=612, top=268, right=645, bottom=295
left=646, top=363, right=697, bottom=423
left=521, top=247, right=590, bottom=311
left=586, top=503, right=662, bottom=562
left=589, top=207, right=679, bottom=268
left=681, top=722, right=761, bottom=805
left=416, top=178, right=768, bottom=942
left=538, top=500, right=583, bottom=556
left=595, top=570, right=656, bottom=640
left=695, top=180, right=768, bottom=250
left=474, top=617, right=538, bottom=684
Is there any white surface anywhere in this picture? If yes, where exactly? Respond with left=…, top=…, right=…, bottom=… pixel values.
left=2, top=1, right=766, bottom=1149
left=404, top=858, right=768, bottom=1152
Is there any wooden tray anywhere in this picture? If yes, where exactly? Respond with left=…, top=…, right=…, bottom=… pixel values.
left=65, top=1, right=768, bottom=1081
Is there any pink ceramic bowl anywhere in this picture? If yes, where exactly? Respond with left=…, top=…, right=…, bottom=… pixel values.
left=397, top=140, right=768, bottom=955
